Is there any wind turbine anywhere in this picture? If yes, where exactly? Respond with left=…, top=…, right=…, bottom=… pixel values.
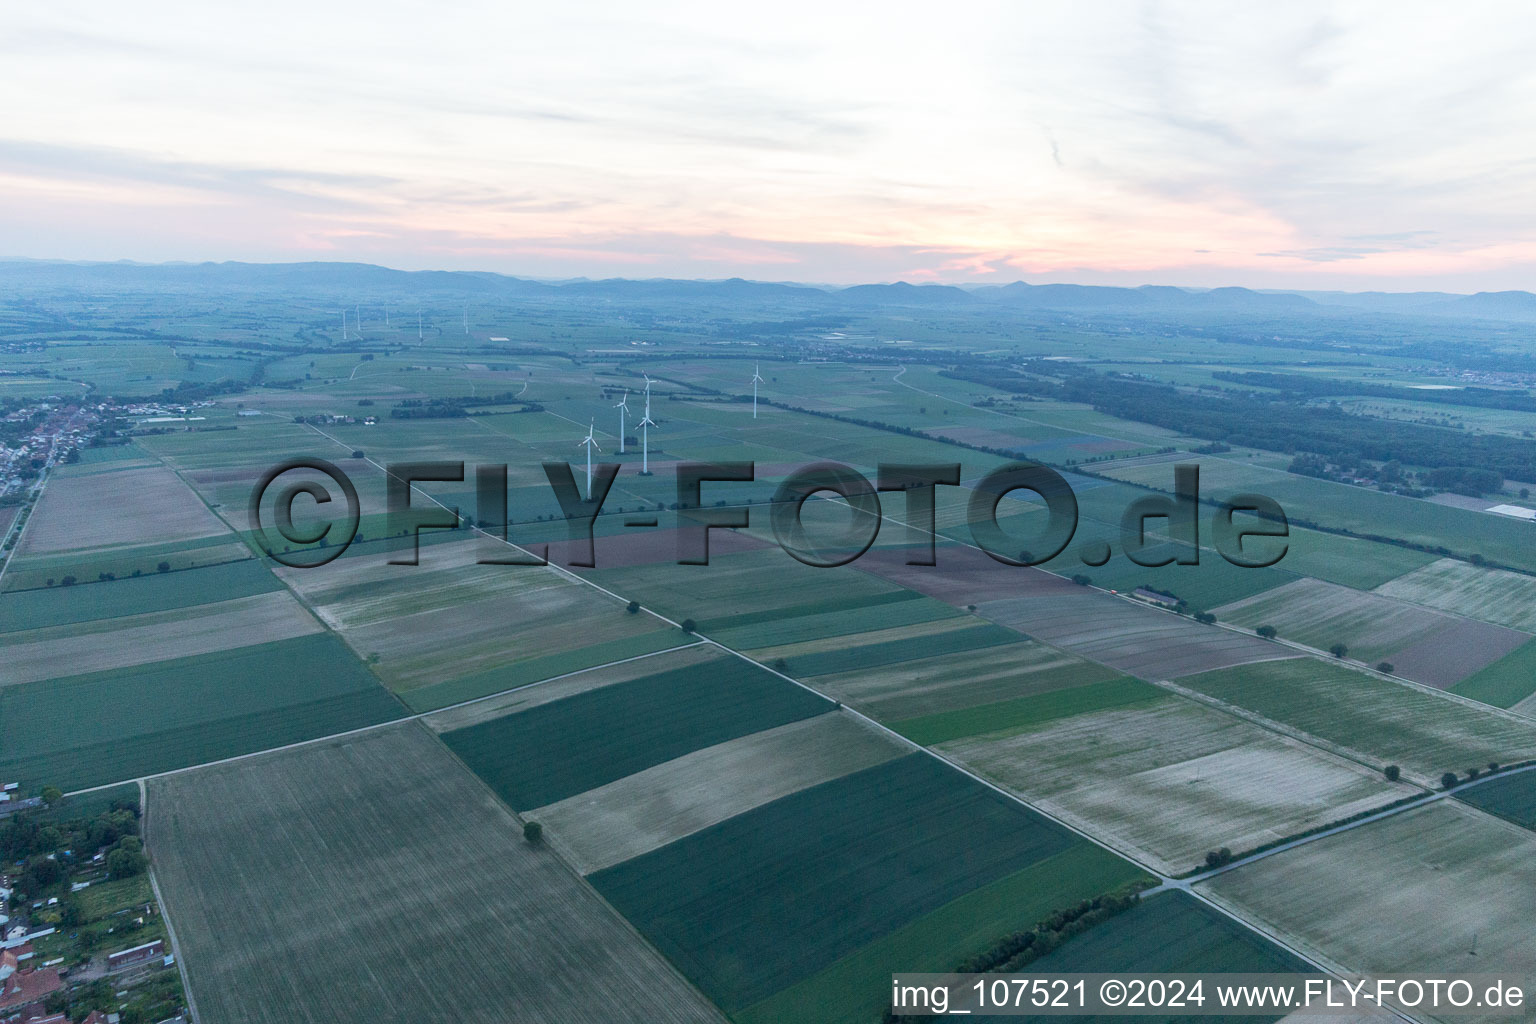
left=463, top=306, right=469, bottom=336
left=614, top=390, right=630, bottom=453
left=750, top=363, right=765, bottom=419
left=341, top=309, right=348, bottom=342
left=417, top=310, right=423, bottom=342
left=639, top=376, right=656, bottom=475
left=356, top=303, right=362, bottom=337
left=578, top=420, right=601, bottom=499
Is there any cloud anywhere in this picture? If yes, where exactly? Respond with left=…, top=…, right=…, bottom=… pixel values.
left=3, top=1, right=1536, bottom=289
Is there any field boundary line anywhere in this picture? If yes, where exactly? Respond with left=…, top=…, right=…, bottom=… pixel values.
left=59, top=640, right=709, bottom=799
left=139, top=778, right=204, bottom=1024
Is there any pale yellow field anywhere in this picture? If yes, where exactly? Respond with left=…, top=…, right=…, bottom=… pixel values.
left=1375, top=557, right=1536, bottom=632
left=17, top=464, right=230, bottom=555
left=1204, top=801, right=1536, bottom=1015
left=2, top=591, right=322, bottom=685
left=941, top=695, right=1413, bottom=875
left=810, top=641, right=1115, bottom=720
left=745, top=615, right=976, bottom=662
left=530, top=712, right=906, bottom=873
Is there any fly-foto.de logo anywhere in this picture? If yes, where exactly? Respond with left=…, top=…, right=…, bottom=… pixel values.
left=250, top=459, right=1288, bottom=571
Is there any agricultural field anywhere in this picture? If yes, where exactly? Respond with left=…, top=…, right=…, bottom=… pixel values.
left=738, top=844, right=1147, bottom=1024
left=15, top=462, right=230, bottom=556
left=588, top=753, right=1112, bottom=1014
left=1375, top=557, right=1536, bottom=632
left=809, top=639, right=1122, bottom=722
left=273, top=531, right=679, bottom=710
left=525, top=711, right=906, bottom=874
left=978, top=589, right=1296, bottom=680
left=1175, top=658, right=1536, bottom=785
left=1453, top=638, right=1536, bottom=709
left=938, top=692, right=1413, bottom=874
left=1202, top=802, right=1536, bottom=991
left=1457, top=769, right=1536, bottom=830
left=147, top=723, right=726, bottom=1024
left=2, top=590, right=322, bottom=684
left=440, top=650, right=834, bottom=809
left=0, top=633, right=404, bottom=791
left=1214, top=577, right=1530, bottom=687
left=0, top=558, right=281, bottom=632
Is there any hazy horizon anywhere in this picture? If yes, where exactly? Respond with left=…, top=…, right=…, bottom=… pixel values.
left=6, top=2, right=1536, bottom=290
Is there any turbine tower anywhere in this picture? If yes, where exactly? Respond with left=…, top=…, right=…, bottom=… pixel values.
left=356, top=303, right=362, bottom=337
left=614, top=390, right=630, bottom=453
left=418, top=310, right=423, bottom=342
left=578, top=420, right=602, bottom=499
left=463, top=306, right=469, bottom=336
left=341, top=309, right=347, bottom=342
left=639, top=376, right=656, bottom=475
left=751, top=363, right=765, bottom=419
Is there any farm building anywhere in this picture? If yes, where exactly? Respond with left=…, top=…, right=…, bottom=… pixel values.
left=1488, top=504, right=1536, bottom=520
left=106, top=939, right=166, bottom=971
left=1131, top=587, right=1181, bottom=608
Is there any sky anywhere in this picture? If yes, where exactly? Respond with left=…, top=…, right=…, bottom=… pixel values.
left=4, top=1, right=1536, bottom=289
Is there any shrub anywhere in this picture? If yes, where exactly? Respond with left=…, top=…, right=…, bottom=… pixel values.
left=1256, top=624, right=1278, bottom=639
left=626, top=600, right=640, bottom=614
left=1383, top=765, right=1400, bottom=782
left=1441, top=772, right=1459, bottom=789
left=1070, top=574, right=1091, bottom=586
left=157, top=561, right=171, bottom=573
left=1376, top=662, right=1394, bottom=673
left=680, top=618, right=697, bottom=634
left=523, top=820, right=542, bottom=843
left=1330, top=643, right=1348, bottom=658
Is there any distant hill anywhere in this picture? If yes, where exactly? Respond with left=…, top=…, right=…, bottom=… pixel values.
left=1, top=259, right=1533, bottom=320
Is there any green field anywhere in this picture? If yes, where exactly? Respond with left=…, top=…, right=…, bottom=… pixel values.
left=892, top=676, right=1162, bottom=745
left=590, top=753, right=1089, bottom=1012
left=442, top=655, right=833, bottom=809
left=1457, top=770, right=1536, bottom=830
left=0, top=633, right=404, bottom=790
left=0, top=559, right=280, bottom=632
left=1451, top=638, right=1536, bottom=709
left=738, top=844, right=1150, bottom=1024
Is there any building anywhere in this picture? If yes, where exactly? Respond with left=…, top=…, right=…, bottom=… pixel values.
left=106, top=940, right=165, bottom=972
left=1130, top=586, right=1181, bottom=609
left=0, top=959, right=62, bottom=1019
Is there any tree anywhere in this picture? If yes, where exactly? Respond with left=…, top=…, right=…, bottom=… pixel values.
left=1441, top=772, right=1459, bottom=789
left=626, top=600, right=640, bottom=614
left=1194, top=611, right=1216, bottom=624
left=1383, top=765, right=1400, bottom=782
left=1490, top=762, right=1501, bottom=772
left=351, top=450, right=365, bottom=459
left=1373, top=661, right=1395, bottom=674
left=680, top=618, right=697, bottom=634
left=1330, top=643, right=1348, bottom=658
left=40, top=785, right=62, bottom=806
left=1256, top=625, right=1278, bottom=639
left=107, top=846, right=148, bottom=878
left=157, top=561, right=170, bottom=573
left=523, top=820, right=542, bottom=843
